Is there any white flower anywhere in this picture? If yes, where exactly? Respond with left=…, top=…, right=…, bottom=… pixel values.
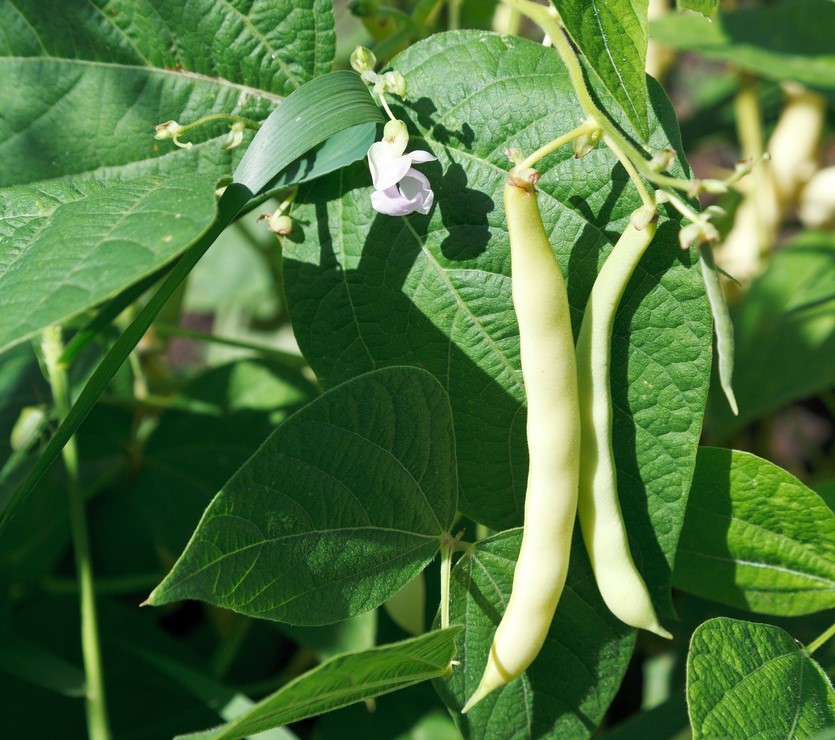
left=367, top=119, right=436, bottom=216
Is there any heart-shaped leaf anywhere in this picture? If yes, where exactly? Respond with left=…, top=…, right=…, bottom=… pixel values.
left=146, top=367, right=457, bottom=625
left=687, top=618, right=835, bottom=738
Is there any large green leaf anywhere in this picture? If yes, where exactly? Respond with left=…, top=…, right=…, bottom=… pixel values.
left=553, top=0, right=651, bottom=140
left=687, top=618, right=835, bottom=738
left=133, top=359, right=316, bottom=559
left=650, top=0, right=835, bottom=93
left=0, top=0, right=336, bottom=186
left=708, top=231, right=835, bottom=439
left=283, top=31, right=712, bottom=614
left=435, top=530, right=635, bottom=738
left=674, top=448, right=835, bottom=616
left=0, top=631, right=85, bottom=698
left=0, top=0, right=334, bottom=95
left=0, top=175, right=219, bottom=354
left=146, top=367, right=458, bottom=624
left=176, top=628, right=463, bottom=740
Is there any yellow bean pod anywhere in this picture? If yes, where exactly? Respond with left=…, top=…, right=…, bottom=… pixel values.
left=575, top=218, right=671, bottom=638
left=463, top=172, right=581, bottom=712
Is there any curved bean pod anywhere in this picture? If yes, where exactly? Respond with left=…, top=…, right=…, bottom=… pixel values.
left=575, top=217, right=671, bottom=638
left=463, top=172, right=581, bottom=712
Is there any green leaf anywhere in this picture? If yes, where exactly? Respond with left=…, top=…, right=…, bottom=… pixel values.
left=0, top=0, right=337, bottom=187
left=601, top=693, right=689, bottom=740
left=435, top=530, right=635, bottom=737
left=675, top=0, right=718, bottom=20
left=146, top=367, right=458, bottom=624
left=553, top=0, right=651, bottom=139
left=0, top=0, right=334, bottom=96
left=176, top=628, right=463, bottom=740
left=650, top=0, right=835, bottom=93
left=673, top=448, right=835, bottom=617
left=276, top=611, right=377, bottom=662
left=133, top=359, right=316, bottom=558
left=0, top=175, right=220, bottom=355
left=0, top=631, right=85, bottom=698
left=687, top=617, right=835, bottom=738
left=283, top=31, right=711, bottom=613
left=708, top=230, right=835, bottom=439
left=3, top=69, right=383, bottom=535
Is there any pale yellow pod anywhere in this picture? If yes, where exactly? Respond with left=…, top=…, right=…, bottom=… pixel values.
left=575, top=219, right=671, bottom=639
left=463, top=174, right=581, bottom=713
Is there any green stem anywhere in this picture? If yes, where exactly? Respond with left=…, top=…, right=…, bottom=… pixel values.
left=518, top=120, right=596, bottom=170
left=41, top=327, right=111, bottom=740
left=603, top=134, right=655, bottom=209
left=500, top=0, right=697, bottom=196
left=440, top=536, right=453, bottom=629
left=805, top=622, right=835, bottom=656
left=448, top=0, right=463, bottom=30
left=42, top=572, right=162, bottom=596
left=151, top=324, right=306, bottom=368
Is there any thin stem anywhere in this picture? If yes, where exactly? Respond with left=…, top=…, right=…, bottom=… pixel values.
left=378, top=93, right=397, bottom=122
left=518, top=120, right=597, bottom=170
left=499, top=0, right=696, bottom=196
left=42, top=572, right=162, bottom=596
left=734, top=73, right=770, bottom=258
left=448, top=0, right=463, bottom=30
left=603, top=134, right=655, bottom=209
left=805, top=622, right=835, bottom=656
left=440, top=537, right=453, bottom=629
left=151, top=324, right=307, bottom=368
left=41, top=327, right=111, bottom=740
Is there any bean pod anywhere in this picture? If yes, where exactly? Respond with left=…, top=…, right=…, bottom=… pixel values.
left=463, top=171, right=581, bottom=712
left=575, top=217, right=671, bottom=638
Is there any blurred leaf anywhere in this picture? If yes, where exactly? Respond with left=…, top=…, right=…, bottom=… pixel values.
left=314, top=680, right=460, bottom=740
left=0, top=631, right=85, bottom=697
left=178, top=628, right=463, bottom=740
left=285, top=31, right=711, bottom=616
left=674, top=448, right=835, bottom=616
left=687, top=617, right=835, bottom=738
left=121, top=643, right=297, bottom=739
left=651, top=0, right=835, bottom=93
left=277, top=610, right=377, bottom=662
left=0, top=175, right=220, bottom=355
left=600, top=693, right=689, bottom=740
left=384, top=573, right=426, bottom=636
left=816, top=480, right=835, bottom=512
left=134, top=359, right=316, bottom=558
left=147, top=367, right=458, bottom=625
left=435, top=530, right=635, bottom=738
left=676, top=0, right=717, bottom=20
left=708, top=231, right=835, bottom=438
left=553, top=0, right=651, bottom=139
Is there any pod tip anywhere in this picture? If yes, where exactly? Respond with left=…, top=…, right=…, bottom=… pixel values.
left=462, top=682, right=493, bottom=714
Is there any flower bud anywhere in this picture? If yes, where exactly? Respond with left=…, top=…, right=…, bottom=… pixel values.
left=153, top=120, right=192, bottom=149
left=381, top=70, right=407, bottom=98
left=350, top=46, right=377, bottom=75
left=630, top=205, right=657, bottom=231
left=649, top=148, right=676, bottom=172
left=383, top=118, right=409, bottom=149
left=221, top=121, right=245, bottom=151
left=258, top=212, right=293, bottom=235
left=573, top=128, right=602, bottom=158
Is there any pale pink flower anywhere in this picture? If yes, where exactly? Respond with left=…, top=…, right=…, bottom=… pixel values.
left=367, top=119, right=436, bottom=216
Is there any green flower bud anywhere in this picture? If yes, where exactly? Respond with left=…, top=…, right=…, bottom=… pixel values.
left=350, top=45, right=377, bottom=75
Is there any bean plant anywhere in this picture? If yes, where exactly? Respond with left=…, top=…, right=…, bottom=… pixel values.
left=1, top=0, right=834, bottom=738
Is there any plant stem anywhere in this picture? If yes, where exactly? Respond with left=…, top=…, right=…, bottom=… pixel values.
left=517, top=120, right=596, bottom=170
left=41, top=326, right=111, bottom=740
left=151, top=324, right=307, bottom=368
left=448, top=0, right=463, bottom=30
left=805, top=622, right=835, bottom=656
left=603, top=134, right=655, bottom=209
left=500, top=0, right=697, bottom=196
left=440, top=536, right=453, bottom=629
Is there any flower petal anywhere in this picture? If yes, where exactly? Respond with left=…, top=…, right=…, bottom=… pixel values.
left=367, top=142, right=412, bottom=190
left=408, top=150, right=437, bottom=164
left=371, top=185, right=421, bottom=217
left=397, top=169, right=434, bottom=215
